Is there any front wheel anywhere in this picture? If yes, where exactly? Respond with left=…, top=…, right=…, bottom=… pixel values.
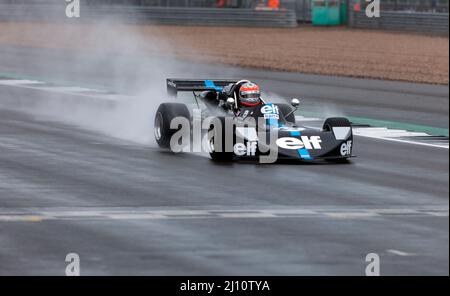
left=322, top=117, right=352, bottom=132
left=208, top=117, right=234, bottom=162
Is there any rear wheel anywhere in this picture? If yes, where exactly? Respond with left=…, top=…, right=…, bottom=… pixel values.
left=154, top=103, right=190, bottom=149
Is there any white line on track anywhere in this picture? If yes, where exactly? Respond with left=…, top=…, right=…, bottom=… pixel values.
left=0, top=206, right=447, bottom=222
left=0, top=79, right=127, bottom=101
left=295, top=115, right=322, bottom=121
left=298, top=116, right=448, bottom=149
left=0, top=79, right=45, bottom=85
left=353, top=129, right=449, bottom=149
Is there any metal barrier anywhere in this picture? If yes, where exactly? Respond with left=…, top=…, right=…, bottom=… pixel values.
left=1, top=1, right=448, bottom=33
left=0, top=0, right=293, bottom=9
left=352, top=11, right=449, bottom=34
left=295, top=0, right=311, bottom=22
left=377, top=0, right=449, bottom=13
left=0, top=4, right=297, bottom=27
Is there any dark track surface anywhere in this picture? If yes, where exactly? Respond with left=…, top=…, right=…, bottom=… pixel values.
left=0, top=45, right=448, bottom=275
left=0, top=107, right=448, bottom=275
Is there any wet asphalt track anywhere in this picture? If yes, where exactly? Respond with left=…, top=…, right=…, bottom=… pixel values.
left=0, top=46, right=448, bottom=275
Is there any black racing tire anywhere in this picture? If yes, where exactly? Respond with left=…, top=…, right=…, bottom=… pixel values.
left=208, top=117, right=235, bottom=162
left=322, top=117, right=352, bottom=132
left=276, top=103, right=296, bottom=124
left=154, top=103, right=190, bottom=149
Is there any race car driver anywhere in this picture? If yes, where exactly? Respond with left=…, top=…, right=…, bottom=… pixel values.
left=222, top=81, right=263, bottom=110
left=237, top=82, right=262, bottom=107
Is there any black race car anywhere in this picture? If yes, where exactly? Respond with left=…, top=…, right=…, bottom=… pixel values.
left=154, top=79, right=354, bottom=163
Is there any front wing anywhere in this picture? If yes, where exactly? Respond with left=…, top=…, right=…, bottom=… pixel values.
left=234, top=127, right=354, bottom=161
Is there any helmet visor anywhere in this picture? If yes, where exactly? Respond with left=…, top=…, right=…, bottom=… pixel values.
left=240, top=92, right=260, bottom=99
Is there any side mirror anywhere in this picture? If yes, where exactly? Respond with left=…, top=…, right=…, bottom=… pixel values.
left=226, top=97, right=235, bottom=107
left=291, top=98, right=300, bottom=108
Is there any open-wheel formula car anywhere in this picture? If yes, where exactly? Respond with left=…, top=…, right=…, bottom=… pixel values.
left=154, top=79, right=355, bottom=163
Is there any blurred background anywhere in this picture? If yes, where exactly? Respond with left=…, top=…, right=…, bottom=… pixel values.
left=0, top=0, right=448, bottom=32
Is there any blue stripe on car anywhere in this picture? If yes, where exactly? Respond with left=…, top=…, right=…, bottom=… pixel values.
left=265, top=103, right=279, bottom=128
left=204, top=80, right=223, bottom=91
left=289, top=130, right=312, bottom=160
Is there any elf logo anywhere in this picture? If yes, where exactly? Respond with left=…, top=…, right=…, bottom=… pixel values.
left=234, top=142, right=258, bottom=156
left=340, top=140, right=352, bottom=156
left=261, top=105, right=279, bottom=115
left=276, top=136, right=322, bottom=150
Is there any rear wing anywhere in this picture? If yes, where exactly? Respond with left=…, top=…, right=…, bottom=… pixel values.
left=167, top=79, right=237, bottom=97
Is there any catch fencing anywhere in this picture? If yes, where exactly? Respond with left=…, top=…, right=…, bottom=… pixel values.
left=0, top=3, right=298, bottom=27
left=351, top=10, right=449, bottom=34
left=0, top=0, right=449, bottom=33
